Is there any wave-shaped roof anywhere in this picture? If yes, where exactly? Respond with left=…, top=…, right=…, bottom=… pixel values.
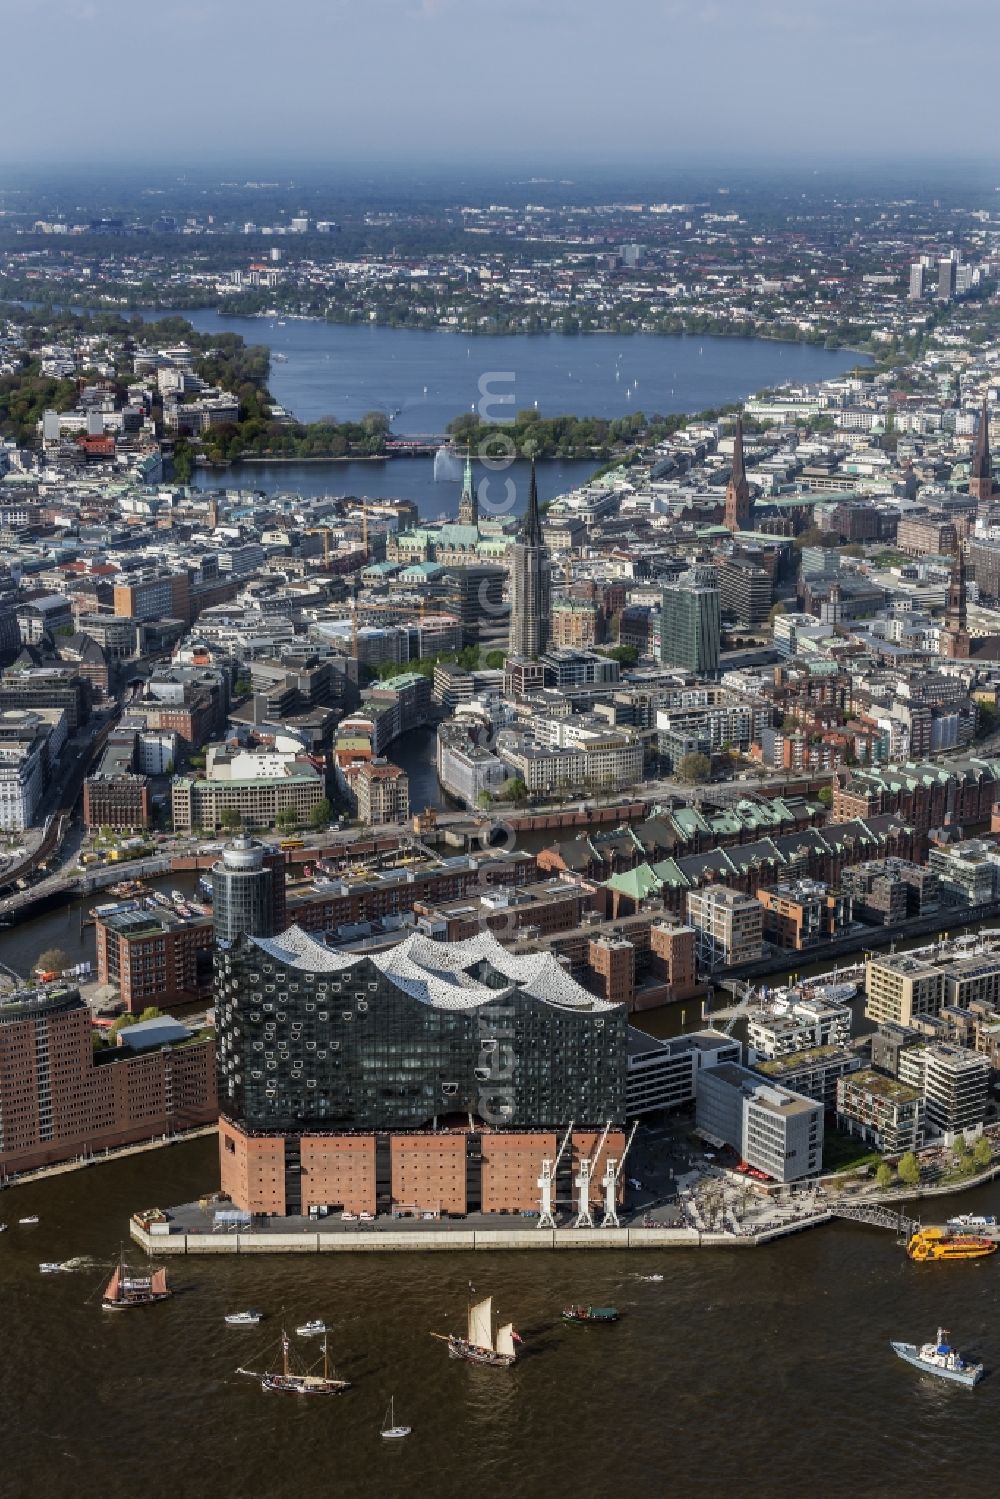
left=249, top=926, right=616, bottom=1014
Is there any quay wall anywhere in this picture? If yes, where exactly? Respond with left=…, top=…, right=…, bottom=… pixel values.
left=130, top=1219, right=839, bottom=1256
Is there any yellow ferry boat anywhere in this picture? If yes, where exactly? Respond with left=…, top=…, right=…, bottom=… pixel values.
left=907, top=1227, right=997, bottom=1263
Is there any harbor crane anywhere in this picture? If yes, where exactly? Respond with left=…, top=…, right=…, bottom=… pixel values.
left=537, top=1120, right=574, bottom=1229
left=600, top=1120, right=639, bottom=1229
left=574, top=1120, right=612, bottom=1229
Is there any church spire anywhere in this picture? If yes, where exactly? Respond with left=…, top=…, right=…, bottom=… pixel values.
left=457, top=447, right=478, bottom=526
left=522, top=458, right=543, bottom=546
left=724, top=414, right=752, bottom=533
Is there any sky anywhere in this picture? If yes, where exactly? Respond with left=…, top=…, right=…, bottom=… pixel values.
left=1, top=0, right=997, bottom=167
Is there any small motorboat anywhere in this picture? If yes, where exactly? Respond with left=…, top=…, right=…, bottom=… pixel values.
left=562, top=1305, right=620, bottom=1324
left=636, top=1274, right=664, bottom=1283
left=296, top=1319, right=326, bottom=1338
left=18, top=1216, right=39, bottom=1226
left=225, top=1311, right=264, bottom=1327
left=39, top=1262, right=64, bottom=1275
left=380, top=1396, right=411, bottom=1440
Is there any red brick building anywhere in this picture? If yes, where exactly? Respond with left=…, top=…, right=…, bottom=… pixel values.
left=218, top=1121, right=625, bottom=1217
left=95, top=909, right=214, bottom=1012
left=0, top=985, right=216, bottom=1175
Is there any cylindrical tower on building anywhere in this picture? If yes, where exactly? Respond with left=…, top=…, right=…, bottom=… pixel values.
left=210, top=837, right=283, bottom=943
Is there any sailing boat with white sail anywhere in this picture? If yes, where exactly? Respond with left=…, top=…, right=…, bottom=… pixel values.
left=380, top=1396, right=411, bottom=1439
left=431, top=1293, right=519, bottom=1368
left=237, top=1329, right=350, bottom=1396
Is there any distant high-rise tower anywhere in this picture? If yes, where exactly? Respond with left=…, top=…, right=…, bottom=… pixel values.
left=908, top=262, right=926, bottom=301
left=210, top=837, right=286, bottom=944
left=660, top=565, right=721, bottom=676
left=938, top=256, right=957, bottom=302
left=724, top=416, right=752, bottom=533
left=969, top=394, right=994, bottom=509
left=457, top=449, right=478, bottom=527
left=508, top=461, right=551, bottom=659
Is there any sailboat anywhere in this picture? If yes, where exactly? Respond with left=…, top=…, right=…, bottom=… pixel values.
left=237, top=1330, right=350, bottom=1396
left=380, top=1396, right=411, bottom=1440
left=431, top=1293, right=518, bottom=1368
left=101, top=1248, right=171, bottom=1311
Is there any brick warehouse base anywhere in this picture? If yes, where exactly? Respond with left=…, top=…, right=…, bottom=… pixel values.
left=219, top=1120, right=626, bottom=1218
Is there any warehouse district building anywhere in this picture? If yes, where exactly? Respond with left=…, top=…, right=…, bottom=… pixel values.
left=216, top=926, right=628, bottom=1217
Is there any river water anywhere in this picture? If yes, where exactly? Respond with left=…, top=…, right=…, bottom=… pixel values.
left=4, top=1133, right=1000, bottom=1499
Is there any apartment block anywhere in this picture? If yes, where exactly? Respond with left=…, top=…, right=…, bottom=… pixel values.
left=835, top=1069, right=925, bottom=1154
left=865, top=955, right=945, bottom=1028
left=685, top=886, right=763, bottom=970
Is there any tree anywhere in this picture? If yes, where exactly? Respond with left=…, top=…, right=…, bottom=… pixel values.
left=36, top=947, right=69, bottom=975
left=973, top=1135, right=993, bottom=1169
left=139, top=1006, right=163, bottom=1022
left=500, top=777, right=528, bottom=804
left=309, top=798, right=332, bottom=830
left=897, top=1151, right=921, bottom=1188
left=875, top=1162, right=893, bottom=1191
left=220, top=808, right=242, bottom=831
left=817, top=786, right=834, bottom=807
left=276, top=808, right=300, bottom=832
left=484, top=650, right=506, bottom=670
left=676, top=752, right=711, bottom=784
left=476, top=791, right=492, bottom=809
left=109, top=1013, right=138, bottom=1038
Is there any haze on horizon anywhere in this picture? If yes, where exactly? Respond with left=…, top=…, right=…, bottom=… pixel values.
left=0, top=0, right=996, bottom=171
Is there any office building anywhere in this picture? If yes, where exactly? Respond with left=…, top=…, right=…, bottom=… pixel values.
left=171, top=745, right=325, bottom=832
left=753, top=1045, right=863, bottom=1111
left=216, top=926, right=627, bottom=1216
left=695, top=1062, right=823, bottom=1182
left=95, top=905, right=214, bottom=1012
left=660, top=566, right=721, bottom=675
left=0, top=983, right=216, bottom=1175
left=508, top=462, right=551, bottom=659
left=210, top=836, right=286, bottom=944
left=626, top=1028, right=740, bottom=1117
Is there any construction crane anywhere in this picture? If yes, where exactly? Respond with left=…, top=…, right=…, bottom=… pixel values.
left=537, top=1120, right=574, bottom=1229
left=574, top=1120, right=612, bottom=1229
left=600, top=1120, right=638, bottom=1229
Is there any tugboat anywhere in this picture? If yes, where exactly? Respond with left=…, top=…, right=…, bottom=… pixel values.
left=431, top=1293, right=518, bottom=1368
left=891, top=1327, right=984, bottom=1386
left=562, top=1305, right=620, bottom=1324
left=907, top=1227, right=997, bottom=1262
left=101, top=1249, right=172, bottom=1310
left=237, top=1330, right=350, bottom=1396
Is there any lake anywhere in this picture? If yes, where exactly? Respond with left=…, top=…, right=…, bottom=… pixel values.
left=180, top=309, right=868, bottom=432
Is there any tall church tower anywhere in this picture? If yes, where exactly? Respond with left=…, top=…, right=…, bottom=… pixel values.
left=508, top=460, right=551, bottom=658
left=969, top=393, right=994, bottom=509
left=724, top=415, right=752, bottom=533
left=457, top=449, right=478, bottom=527
left=940, top=543, right=971, bottom=659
